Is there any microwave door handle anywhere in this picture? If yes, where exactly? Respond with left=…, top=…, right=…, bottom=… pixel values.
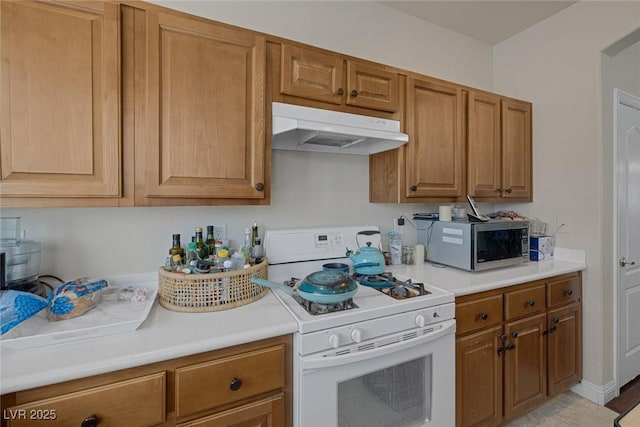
left=301, top=320, right=455, bottom=370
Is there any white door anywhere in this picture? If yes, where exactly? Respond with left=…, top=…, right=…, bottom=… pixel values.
left=616, top=89, right=640, bottom=388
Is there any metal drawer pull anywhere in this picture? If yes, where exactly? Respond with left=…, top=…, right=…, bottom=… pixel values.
left=336, top=88, right=344, bottom=95
left=230, top=377, right=242, bottom=391
left=564, top=289, right=573, bottom=296
left=527, top=300, right=536, bottom=307
left=81, top=415, right=99, bottom=427
left=479, top=312, right=489, bottom=320
left=511, top=332, right=518, bottom=338
left=351, top=89, right=358, bottom=97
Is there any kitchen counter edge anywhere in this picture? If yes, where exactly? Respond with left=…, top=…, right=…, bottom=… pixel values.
left=0, top=273, right=298, bottom=395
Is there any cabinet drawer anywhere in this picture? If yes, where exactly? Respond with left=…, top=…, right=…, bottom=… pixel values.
left=175, top=344, right=285, bottom=417
left=5, top=372, right=166, bottom=427
left=456, top=294, right=503, bottom=335
left=547, top=274, right=581, bottom=308
left=505, top=285, right=546, bottom=320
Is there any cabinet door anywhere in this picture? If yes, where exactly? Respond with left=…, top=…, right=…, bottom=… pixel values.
left=504, top=313, right=547, bottom=421
left=547, top=303, right=582, bottom=396
left=137, top=10, right=266, bottom=203
left=280, top=44, right=344, bottom=105
left=405, top=78, right=464, bottom=198
left=179, top=394, right=283, bottom=427
left=456, top=326, right=503, bottom=427
left=467, top=91, right=502, bottom=199
left=346, top=61, right=398, bottom=112
left=0, top=1, right=120, bottom=198
left=501, top=99, right=532, bottom=200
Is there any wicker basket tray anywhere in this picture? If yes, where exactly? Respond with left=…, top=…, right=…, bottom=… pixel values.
left=158, top=259, right=268, bottom=312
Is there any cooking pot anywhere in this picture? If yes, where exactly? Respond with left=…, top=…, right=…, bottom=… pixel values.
left=251, top=270, right=357, bottom=304
left=346, top=230, right=385, bottom=275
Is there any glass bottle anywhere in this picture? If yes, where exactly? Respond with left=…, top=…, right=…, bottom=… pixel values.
left=195, top=227, right=208, bottom=259
left=251, top=222, right=259, bottom=248
left=387, top=231, right=402, bottom=265
left=241, top=228, right=252, bottom=264
left=186, top=242, right=200, bottom=268
left=169, top=234, right=185, bottom=260
left=251, top=237, right=263, bottom=259
left=205, top=225, right=216, bottom=257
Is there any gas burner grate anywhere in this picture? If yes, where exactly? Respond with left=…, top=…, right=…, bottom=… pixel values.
left=285, top=278, right=359, bottom=315
left=354, top=272, right=394, bottom=288
left=382, top=279, right=431, bottom=299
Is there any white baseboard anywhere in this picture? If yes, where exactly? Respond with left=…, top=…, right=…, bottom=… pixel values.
left=571, top=379, right=617, bottom=405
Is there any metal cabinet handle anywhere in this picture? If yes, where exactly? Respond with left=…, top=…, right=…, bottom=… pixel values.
left=527, top=300, right=536, bottom=307
left=336, top=88, right=344, bottom=96
left=255, top=182, right=264, bottom=191
left=351, top=89, right=358, bottom=97
left=81, top=415, right=99, bottom=427
left=620, top=257, right=636, bottom=267
left=505, top=188, right=513, bottom=194
left=543, top=329, right=549, bottom=336
left=230, top=377, right=242, bottom=391
left=511, top=331, right=518, bottom=338
left=479, top=312, right=489, bottom=320
left=410, top=185, right=417, bottom=192
left=506, top=343, right=516, bottom=351
left=552, top=317, right=560, bottom=324
left=496, top=188, right=503, bottom=193
left=564, top=289, right=574, bottom=296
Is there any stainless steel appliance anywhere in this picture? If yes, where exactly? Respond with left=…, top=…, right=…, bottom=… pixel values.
left=415, top=216, right=529, bottom=271
left=0, top=217, right=45, bottom=296
left=264, top=226, right=456, bottom=427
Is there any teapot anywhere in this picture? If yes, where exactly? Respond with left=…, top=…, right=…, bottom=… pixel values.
left=346, top=231, right=385, bottom=275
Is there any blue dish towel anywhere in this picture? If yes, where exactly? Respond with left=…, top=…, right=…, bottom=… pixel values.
left=0, top=290, right=48, bottom=335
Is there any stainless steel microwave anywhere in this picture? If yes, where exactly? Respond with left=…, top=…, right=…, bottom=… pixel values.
left=415, top=218, right=530, bottom=271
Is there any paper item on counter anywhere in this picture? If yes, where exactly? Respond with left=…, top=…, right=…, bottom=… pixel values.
left=0, top=282, right=157, bottom=350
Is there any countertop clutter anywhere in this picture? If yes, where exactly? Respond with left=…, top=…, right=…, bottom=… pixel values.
left=0, top=272, right=297, bottom=395
left=0, top=250, right=586, bottom=396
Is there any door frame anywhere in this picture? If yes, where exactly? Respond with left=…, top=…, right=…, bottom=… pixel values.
left=613, top=88, right=640, bottom=394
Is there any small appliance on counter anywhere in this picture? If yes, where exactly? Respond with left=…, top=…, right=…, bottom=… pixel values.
left=0, top=217, right=46, bottom=296
left=415, top=215, right=530, bottom=271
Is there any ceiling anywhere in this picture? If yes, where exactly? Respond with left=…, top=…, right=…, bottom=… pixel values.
left=378, top=1, right=577, bottom=45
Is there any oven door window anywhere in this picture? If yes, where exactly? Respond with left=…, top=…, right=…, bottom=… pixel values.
left=476, top=228, right=524, bottom=263
left=337, top=356, right=431, bottom=427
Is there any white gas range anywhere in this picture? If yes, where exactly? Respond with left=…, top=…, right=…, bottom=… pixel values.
left=264, top=225, right=456, bottom=427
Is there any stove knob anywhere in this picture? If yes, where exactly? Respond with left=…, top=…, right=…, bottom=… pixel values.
left=415, top=314, right=426, bottom=327
left=328, top=333, right=340, bottom=349
left=351, top=328, right=363, bottom=343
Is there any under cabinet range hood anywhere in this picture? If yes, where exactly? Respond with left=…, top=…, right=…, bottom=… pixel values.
left=271, top=102, right=409, bottom=155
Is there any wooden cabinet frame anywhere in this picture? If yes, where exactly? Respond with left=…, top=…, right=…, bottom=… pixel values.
left=455, top=272, right=582, bottom=427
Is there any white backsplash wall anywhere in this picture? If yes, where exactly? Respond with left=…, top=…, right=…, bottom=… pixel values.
left=4, top=151, right=478, bottom=279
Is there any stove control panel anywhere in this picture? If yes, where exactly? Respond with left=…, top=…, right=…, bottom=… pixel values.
left=298, top=303, right=456, bottom=355
left=314, top=232, right=344, bottom=249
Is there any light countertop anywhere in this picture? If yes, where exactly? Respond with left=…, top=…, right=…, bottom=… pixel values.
left=388, top=247, right=586, bottom=296
left=0, top=272, right=298, bottom=395
left=1, top=250, right=586, bottom=395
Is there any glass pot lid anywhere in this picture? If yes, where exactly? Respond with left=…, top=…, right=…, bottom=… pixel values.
left=298, top=270, right=357, bottom=295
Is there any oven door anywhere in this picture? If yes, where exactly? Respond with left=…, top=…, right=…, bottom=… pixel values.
left=296, top=319, right=455, bottom=427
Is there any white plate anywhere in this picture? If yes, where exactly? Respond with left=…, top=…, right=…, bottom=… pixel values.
left=0, top=281, right=157, bottom=350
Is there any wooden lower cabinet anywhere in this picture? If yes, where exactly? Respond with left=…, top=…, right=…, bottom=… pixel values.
left=456, top=326, right=503, bottom=427
left=178, top=394, right=284, bottom=427
left=503, top=313, right=547, bottom=421
left=455, top=273, right=582, bottom=427
left=1, top=335, right=292, bottom=427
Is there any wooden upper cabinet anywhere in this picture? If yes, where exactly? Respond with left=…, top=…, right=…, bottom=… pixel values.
left=280, top=44, right=399, bottom=113
left=467, top=92, right=533, bottom=202
left=135, top=9, right=266, bottom=204
left=502, top=99, right=532, bottom=200
left=346, top=61, right=399, bottom=112
left=280, top=44, right=344, bottom=105
left=467, top=91, right=502, bottom=199
left=405, top=78, right=464, bottom=199
left=0, top=1, right=120, bottom=200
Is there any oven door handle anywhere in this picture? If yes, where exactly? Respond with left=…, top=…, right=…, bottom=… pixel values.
left=301, top=319, right=456, bottom=370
